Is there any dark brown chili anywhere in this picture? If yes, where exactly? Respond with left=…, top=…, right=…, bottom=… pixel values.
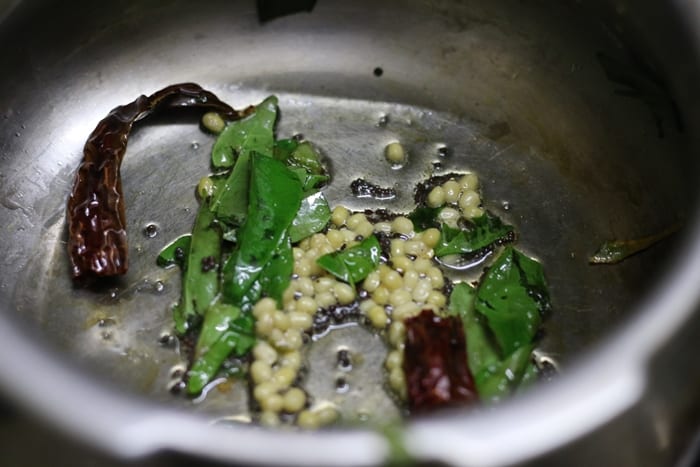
left=403, top=309, right=478, bottom=412
left=67, top=83, right=252, bottom=279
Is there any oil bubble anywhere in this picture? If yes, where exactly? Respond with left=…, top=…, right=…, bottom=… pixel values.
left=337, top=348, right=352, bottom=371
left=434, top=250, right=493, bottom=271
left=335, top=377, right=349, bottom=394
left=168, top=380, right=186, bottom=394
left=135, top=279, right=167, bottom=295
left=170, top=363, right=187, bottom=379
left=158, top=332, right=176, bottom=347
left=143, top=223, right=159, bottom=238
left=98, top=318, right=116, bottom=327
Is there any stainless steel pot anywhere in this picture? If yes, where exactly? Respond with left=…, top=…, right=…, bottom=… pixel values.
left=1, top=0, right=699, bottom=465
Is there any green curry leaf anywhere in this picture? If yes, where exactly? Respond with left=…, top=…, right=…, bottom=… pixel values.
left=221, top=153, right=303, bottom=311
left=448, top=281, right=541, bottom=401
left=474, top=344, right=536, bottom=402
left=186, top=313, right=255, bottom=395
left=434, top=212, right=515, bottom=257
left=172, top=203, right=222, bottom=334
left=317, top=235, right=381, bottom=286
left=156, top=234, right=191, bottom=268
left=289, top=192, right=331, bottom=243
left=211, top=96, right=278, bottom=169
left=407, top=206, right=442, bottom=232
left=474, top=246, right=549, bottom=356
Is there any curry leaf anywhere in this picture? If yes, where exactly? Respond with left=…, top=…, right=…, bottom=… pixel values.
left=172, top=203, right=222, bottom=334
left=434, top=212, right=515, bottom=257
left=157, top=234, right=191, bottom=268
left=288, top=141, right=325, bottom=175
left=447, top=283, right=499, bottom=378
left=273, top=138, right=299, bottom=163
left=448, top=282, right=540, bottom=401
left=210, top=151, right=252, bottom=227
left=289, top=192, right=331, bottom=243
left=211, top=96, right=278, bottom=168
left=408, top=206, right=441, bottom=232
left=317, top=235, right=381, bottom=286
left=288, top=167, right=329, bottom=196
left=194, top=303, right=241, bottom=360
left=474, top=344, right=535, bottom=402
left=589, top=222, right=682, bottom=264
left=516, top=360, right=540, bottom=393
left=221, top=153, right=303, bottom=311
left=475, top=247, right=549, bottom=356
left=274, top=138, right=326, bottom=174
left=209, top=96, right=279, bottom=225
left=249, top=233, right=294, bottom=309
left=186, top=313, right=255, bottom=395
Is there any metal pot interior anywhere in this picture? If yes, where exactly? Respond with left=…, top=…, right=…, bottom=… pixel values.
left=0, top=0, right=696, bottom=464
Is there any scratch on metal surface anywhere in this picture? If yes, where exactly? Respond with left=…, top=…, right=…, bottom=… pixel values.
left=487, top=143, right=514, bottom=161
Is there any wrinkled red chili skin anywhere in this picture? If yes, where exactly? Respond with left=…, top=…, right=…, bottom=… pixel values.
left=67, top=83, right=252, bottom=280
left=403, top=309, right=478, bottom=412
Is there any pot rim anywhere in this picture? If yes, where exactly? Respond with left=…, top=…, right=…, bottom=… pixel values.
left=2, top=0, right=700, bottom=465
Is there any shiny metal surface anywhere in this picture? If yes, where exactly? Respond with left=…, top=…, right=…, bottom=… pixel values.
left=0, top=0, right=698, bottom=465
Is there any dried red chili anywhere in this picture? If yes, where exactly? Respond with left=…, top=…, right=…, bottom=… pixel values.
left=67, top=83, right=252, bottom=279
left=403, top=309, right=478, bottom=412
